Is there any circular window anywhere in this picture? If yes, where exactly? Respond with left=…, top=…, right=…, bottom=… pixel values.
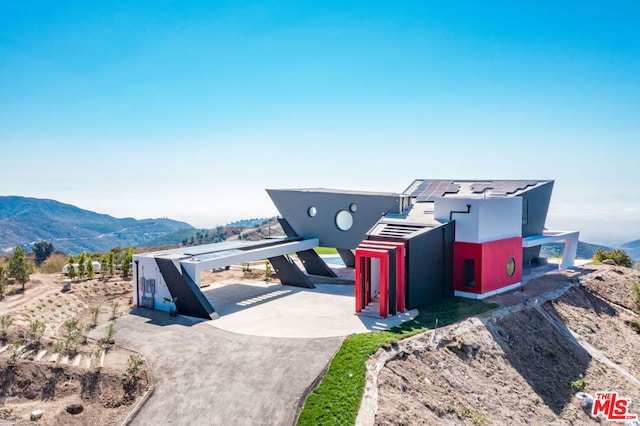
left=335, top=210, right=354, bottom=231
left=349, top=203, right=358, bottom=213
left=307, top=206, right=317, bottom=217
left=506, top=257, right=516, bottom=276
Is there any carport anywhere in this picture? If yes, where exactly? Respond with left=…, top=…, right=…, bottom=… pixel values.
left=133, top=238, right=324, bottom=320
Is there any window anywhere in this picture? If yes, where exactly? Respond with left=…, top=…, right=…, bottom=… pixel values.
left=522, top=198, right=529, bottom=225
left=349, top=203, right=358, bottom=213
left=463, top=259, right=475, bottom=288
left=335, top=210, right=353, bottom=231
left=507, top=257, right=516, bottom=276
left=307, top=206, right=317, bottom=217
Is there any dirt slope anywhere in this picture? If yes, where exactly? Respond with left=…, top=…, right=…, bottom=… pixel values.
left=0, top=273, right=150, bottom=425
left=373, top=265, right=640, bottom=425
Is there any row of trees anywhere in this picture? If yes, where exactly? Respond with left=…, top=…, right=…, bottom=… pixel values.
left=67, top=249, right=134, bottom=280
left=0, top=243, right=138, bottom=300
left=182, top=226, right=228, bottom=246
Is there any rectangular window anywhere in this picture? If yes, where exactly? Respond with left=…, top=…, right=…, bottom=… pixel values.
left=463, top=259, right=475, bottom=288
left=522, top=198, right=529, bottom=225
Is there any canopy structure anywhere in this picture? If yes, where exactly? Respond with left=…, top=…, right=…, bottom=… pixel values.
left=133, top=237, right=320, bottom=320
left=523, top=231, right=580, bottom=270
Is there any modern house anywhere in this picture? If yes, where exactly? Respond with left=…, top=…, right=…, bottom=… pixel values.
left=132, top=179, right=578, bottom=320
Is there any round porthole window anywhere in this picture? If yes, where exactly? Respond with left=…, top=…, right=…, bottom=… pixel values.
left=335, top=210, right=353, bottom=231
left=506, top=257, right=516, bottom=276
left=349, top=203, right=358, bottom=213
left=307, top=206, right=317, bottom=217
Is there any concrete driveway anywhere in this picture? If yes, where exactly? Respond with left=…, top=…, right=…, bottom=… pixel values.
left=203, top=281, right=417, bottom=338
left=107, top=309, right=342, bottom=426
left=100, top=279, right=418, bottom=425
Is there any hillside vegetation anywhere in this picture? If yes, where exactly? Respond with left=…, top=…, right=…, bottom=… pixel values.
left=0, top=196, right=192, bottom=254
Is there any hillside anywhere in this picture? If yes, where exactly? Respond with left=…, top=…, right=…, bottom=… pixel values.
left=540, top=240, right=611, bottom=259
left=371, top=265, right=640, bottom=425
left=140, top=217, right=283, bottom=248
left=0, top=196, right=193, bottom=254
left=621, top=239, right=640, bottom=263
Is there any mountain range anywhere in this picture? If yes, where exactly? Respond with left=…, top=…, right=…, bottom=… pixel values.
left=1, top=195, right=639, bottom=262
left=0, top=196, right=193, bottom=254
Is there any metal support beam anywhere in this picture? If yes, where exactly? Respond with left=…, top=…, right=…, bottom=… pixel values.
left=296, top=249, right=337, bottom=277
left=268, top=255, right=315, bottom=289
left=155, top=258, right=218, bottom=320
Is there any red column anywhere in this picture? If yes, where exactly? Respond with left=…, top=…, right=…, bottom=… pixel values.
left=355, top=252, right=362, bottom=313
left=380, top=255, right=388, bottom=319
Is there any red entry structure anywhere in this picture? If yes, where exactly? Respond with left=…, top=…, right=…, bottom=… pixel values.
left=355, top=240, right=406, bottom=318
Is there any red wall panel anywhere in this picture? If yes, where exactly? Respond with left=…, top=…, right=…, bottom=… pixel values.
left=479, top=237, right=522, bottom=293
left=453, top=242, right=482, bottom=294
left=453, top=237, right=522, bottom=295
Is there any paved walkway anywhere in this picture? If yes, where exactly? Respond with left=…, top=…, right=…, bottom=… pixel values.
left=102, top=309, right=343, bottom=426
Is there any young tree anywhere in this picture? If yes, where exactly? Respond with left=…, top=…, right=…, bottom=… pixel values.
left=8, top=246, right=33, bottom=292
left=87, top=256, right=95, bottom=280
left=78, top=252, right=87, bottom=280
left=121, top=250, right=133, bottom=278
left=0, top=266, right=7, bottom=300
left=33, top=241, right=55, bottom=266
left=25, top=319, right=45, bottom=347
left=0, top=315, right=13, bottom=339
left=100, top=254, right=109, bottom=281
left=108, top=251, right=115, bottom=277
left=67, top=254, right=77, bottom=280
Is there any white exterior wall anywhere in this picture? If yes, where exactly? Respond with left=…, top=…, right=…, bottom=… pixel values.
left=434, top=197, right=522, bottom=243
left=133, top=255, right=173, bottom=313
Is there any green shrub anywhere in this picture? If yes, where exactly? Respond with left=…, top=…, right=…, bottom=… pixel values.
left=593, top=248, right=633, bottom=267
left=0, top=315, right=14, bottom=339
left=632, top=281, right=640, bottom=307
left=90, top=306, right=100, bottom=327
left=125, top=354, right=145, bottom=381
left=571, top=374, right=587, bottom=392
left=25, top=319, right=45, bottom=347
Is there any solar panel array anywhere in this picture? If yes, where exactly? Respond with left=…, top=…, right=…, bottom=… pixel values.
left=470, top=180, right=537, bottom=195
left=407, top=179, right=540, bottom=199
left=412, top=180, right=461, bottom=201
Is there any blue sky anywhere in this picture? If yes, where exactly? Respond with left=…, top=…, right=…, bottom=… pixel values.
left=1, top=1, right=639, bottom=245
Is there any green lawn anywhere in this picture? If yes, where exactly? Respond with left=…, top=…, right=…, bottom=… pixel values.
left=297, top=298, right=499, bottom=425
left=314, top=247, right=339, bottom=255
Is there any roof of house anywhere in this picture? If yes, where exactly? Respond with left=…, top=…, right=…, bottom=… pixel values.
left=403, top=179, right=553, bottom=201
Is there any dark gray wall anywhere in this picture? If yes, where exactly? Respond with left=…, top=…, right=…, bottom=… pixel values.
left=267, top=189, right=402, bottom=249
left=520, top=181, right=554, bottom=263
left=155, top=258, right=216, bottom=320
left=369, top=221, right=455, bottom=309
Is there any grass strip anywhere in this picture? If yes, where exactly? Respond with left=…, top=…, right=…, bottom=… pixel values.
left=313, top=247, right=339, bottom=255
left=297, top=298, right=499, bottom=425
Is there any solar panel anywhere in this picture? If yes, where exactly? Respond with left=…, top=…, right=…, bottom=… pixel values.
left=468, top=180, right=537, bottom=195
left=414, top=180, right=461, bottom=201
left=489, top=180, right=537, bottom=195
left=469, top=182, right=494, bottom=193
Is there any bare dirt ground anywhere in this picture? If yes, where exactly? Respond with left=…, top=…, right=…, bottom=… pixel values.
left=0, top=273, right=150, bottom=425
left=373, top=265, right=640, bottom=425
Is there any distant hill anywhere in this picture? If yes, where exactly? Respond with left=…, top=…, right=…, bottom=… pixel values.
left=620, top=239, right=640, bottom=263
left=0, top=196, right=193, bottom=254
left=540, top=240, right=612, bottom=260
left=226, top=217, right=273, bottom=228
left=140, top=217, right=283, bottom=248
